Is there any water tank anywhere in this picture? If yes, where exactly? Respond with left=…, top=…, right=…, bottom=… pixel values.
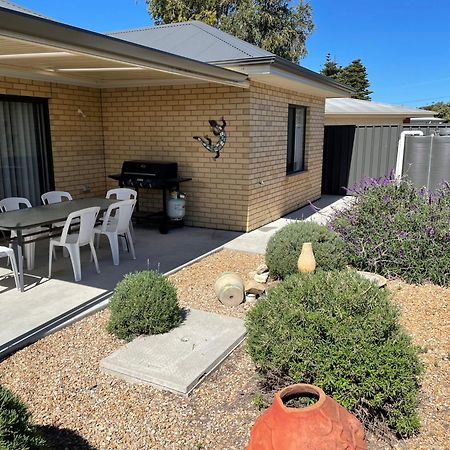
left=403, top=136, right=450, bottom=190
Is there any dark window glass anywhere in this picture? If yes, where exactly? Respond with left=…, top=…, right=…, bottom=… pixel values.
left=287, top=105, right=306, bottom=174
left=0, top=95, right=54, bottom=205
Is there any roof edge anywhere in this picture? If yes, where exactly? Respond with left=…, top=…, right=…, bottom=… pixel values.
left=211, top=55, right=354, bottom=95
left=0, top=7, right=249, bottom=87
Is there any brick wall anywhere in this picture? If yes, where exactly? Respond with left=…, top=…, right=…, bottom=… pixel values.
left=247, top=82, right=325, bottom=230
left=0, top=77, right=105, bottom=198
left=101, top=83, right=252, bottom=231
left=0, top=77, right=325, bottom=232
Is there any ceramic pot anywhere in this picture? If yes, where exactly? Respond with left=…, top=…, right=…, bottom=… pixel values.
left=297, top=242, right=316, bottom=273
left=214, top=272, right=244, bottom=306
left=247, top=384, right=366, bottom=450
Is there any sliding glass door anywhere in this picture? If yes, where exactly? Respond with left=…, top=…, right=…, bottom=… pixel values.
left=0, top=95, right=54, bottom=205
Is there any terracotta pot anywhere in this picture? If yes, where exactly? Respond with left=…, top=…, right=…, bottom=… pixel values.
left=297, top=242, right=316, bottom=273
left=247, top=384, right=366, bottom=450
left=214, top=272, right=244, bottom=306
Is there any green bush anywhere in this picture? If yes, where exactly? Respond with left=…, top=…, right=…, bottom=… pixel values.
left=0, top=385, right=46, bottom=449
left=266, top=222, right=348, bottom=278
left=331, top=177, right=450, bottom=286
left=246, top=270, right=423, bottom=436
left=107, top=270, right=182, bottom=341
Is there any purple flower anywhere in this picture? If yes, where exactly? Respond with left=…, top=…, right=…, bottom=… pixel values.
left=383, top=195, right=392, bottom=204
left=399, top=249, right=405, bottom=258
left=399, top=231, right=408, bottom=238
left=425, top=226, right=435, bottom=237
left=446, top=232, right=450, bottom=242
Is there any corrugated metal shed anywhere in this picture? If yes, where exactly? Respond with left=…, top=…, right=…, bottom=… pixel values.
left=107, top=21, right=274, bottom=63
left=326, top=98, right=434, bottom=117
left=0, top=0, right=49, bottom=18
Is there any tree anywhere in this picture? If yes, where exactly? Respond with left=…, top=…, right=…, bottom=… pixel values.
left=147, top=0, right=236, bottom=26
left=320, top=55, right=372, bottom=100
left=421, top=101, right=450, bottom=121
left=338, top=59, right=372, bottom=100
left=320, top=53, right=341, bottom=80
left=146, top=0, right=314, bottom=63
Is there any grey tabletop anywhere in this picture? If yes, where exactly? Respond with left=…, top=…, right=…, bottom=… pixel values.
left=0, top=198, right=118, bottom=230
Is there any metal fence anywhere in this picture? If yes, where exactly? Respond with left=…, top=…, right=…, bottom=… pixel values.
left=322, top=123, right=450, bottom=194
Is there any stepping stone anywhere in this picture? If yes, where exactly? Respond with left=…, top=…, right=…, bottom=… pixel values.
left=100, top=309, right=246, bottom=395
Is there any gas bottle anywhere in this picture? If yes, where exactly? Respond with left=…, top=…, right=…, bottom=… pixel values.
left=167, top=191, right=186, bottom=220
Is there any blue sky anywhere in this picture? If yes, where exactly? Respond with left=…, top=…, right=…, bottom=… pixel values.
left=13, top=0, right=450, bottom=107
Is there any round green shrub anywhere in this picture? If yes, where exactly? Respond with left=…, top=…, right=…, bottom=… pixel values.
left=266, top=222, right=348, bottom=278
left=107, top=270, right=182, bottom=341
left=246, top=270, right=423, bottom=436
left=0, top=385, right=46, bottom=449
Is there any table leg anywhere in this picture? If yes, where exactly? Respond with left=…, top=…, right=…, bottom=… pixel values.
left=15, top=229, right=24, bottom=292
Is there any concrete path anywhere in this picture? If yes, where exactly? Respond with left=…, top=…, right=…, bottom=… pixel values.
left=0, top=226, right=240, bottom=359
left=224, top=195, right=352, bottom=254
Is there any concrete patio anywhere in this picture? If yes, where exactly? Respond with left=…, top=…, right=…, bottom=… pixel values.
left=0, top=225, right=240, bottom=359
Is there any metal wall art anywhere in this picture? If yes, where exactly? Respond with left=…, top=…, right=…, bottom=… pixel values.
left=193, top=118, right=227, bottom=160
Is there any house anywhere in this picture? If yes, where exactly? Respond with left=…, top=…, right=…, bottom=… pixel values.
left=322, top=99, right=439, bottom=194
left=0, top=2, right=352, bottom=232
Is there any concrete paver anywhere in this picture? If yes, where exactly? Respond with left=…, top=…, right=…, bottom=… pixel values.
left=101, top=308, right=246, bottom=395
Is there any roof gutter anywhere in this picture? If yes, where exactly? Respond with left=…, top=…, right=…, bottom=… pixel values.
left=211, top=55, right=353, bottom=95
left=0, top=7, right=249, bottom=88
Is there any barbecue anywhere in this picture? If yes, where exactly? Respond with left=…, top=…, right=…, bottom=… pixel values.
left=109, top=161, right=192, bottom=234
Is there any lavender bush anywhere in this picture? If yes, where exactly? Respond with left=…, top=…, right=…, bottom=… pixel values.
left=331, top=176, right=450, bottom=286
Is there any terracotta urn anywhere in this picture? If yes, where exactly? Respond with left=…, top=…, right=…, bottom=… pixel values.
left=247, top=384, right=366, bottom=450
left=297, top=242, right=316, bottom=273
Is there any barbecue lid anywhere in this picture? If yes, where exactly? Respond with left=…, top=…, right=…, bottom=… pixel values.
left=120, top=160, right=178, bottom=178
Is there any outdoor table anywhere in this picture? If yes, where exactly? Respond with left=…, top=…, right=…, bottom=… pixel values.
left=0, top=198, right=117, bottom=292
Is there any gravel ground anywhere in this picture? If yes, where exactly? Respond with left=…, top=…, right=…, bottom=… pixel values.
left=0, top=250, right=449, bottom=449
left=0, top=250, right=264, bottom=450
left=386, top=280, right=450, bottom=450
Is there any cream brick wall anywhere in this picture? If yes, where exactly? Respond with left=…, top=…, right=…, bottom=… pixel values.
left=0, top=77, right=325, bottom=232
left=0, top=77, right=106, bottom=199
left=101, top=83, right=252, bottom=231
left=247, top=82, right=325, bottom=230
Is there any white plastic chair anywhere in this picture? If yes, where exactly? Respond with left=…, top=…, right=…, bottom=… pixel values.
left=41, top=191, right=74, bottom=230
left=106, top=188, right=137, bottom=201
left=0, top=197, right=43, bottom=271
left=94, top=200, right=136, bottom=266
left=41, top=191, right=73, bottom=205
left=48, top=206, right=100, bottom=282
left=0, top=245, right=20, bottom=291
left=106, top=188, right=137, bottom=241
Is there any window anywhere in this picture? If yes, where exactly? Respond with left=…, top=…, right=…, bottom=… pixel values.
left=0, top=95, right=54, bottom=205
left=287, top=105, right=306, bottom=174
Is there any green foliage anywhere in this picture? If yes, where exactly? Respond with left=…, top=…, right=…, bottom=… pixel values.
left=420, top=101, right=450, bottom=121
left=246, top=271, right=423, bottom=435
left=107, top=271, right=182, bottom=341
left=146, top=0, right=314, bottom=63
left=0, top=385, right=46, bottom=449
left=265, top=221, right=348, bottom=278
left=146, top=0, right=234, bottom=26
left=338, top=59, right=372, bottom=100
left=320, top=55, right=372, bottom=100
left=331, top=177, right=450, bottom=286
left=320, top=53, right=341, bottom=79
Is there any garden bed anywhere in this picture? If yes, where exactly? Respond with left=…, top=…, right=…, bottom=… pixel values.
left=0, top=249, right=448, bottom=449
